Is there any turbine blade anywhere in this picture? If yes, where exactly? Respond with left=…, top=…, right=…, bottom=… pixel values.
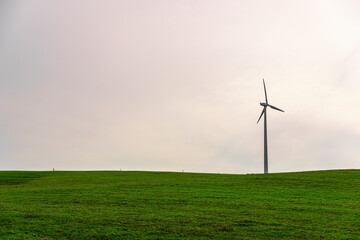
left=269, top=104, right=284, bottom=112
left=263, top=79, right=268, bottom=104
left=257, top=108, right=265, bottom=124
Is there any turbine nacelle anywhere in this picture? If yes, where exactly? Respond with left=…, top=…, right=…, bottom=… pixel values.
left=260, top=102, right=268, bottom=107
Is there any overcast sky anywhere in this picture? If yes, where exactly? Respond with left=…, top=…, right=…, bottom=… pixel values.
left=1, top=0, right=360, bottom=173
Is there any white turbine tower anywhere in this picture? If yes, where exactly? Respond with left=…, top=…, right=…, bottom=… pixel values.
left=257, top=79, right=284, bottom=174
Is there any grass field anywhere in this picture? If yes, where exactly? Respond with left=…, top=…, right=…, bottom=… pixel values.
left=0, top=170, right=359, bottom=239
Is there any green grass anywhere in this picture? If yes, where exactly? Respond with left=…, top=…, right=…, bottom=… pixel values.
left=0, top=170, right=360, bottom=239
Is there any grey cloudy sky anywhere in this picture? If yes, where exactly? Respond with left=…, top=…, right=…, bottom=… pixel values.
left=1, top=0, right=360, bottom=173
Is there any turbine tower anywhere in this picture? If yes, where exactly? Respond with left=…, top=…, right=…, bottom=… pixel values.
left=257, top=79, right=284, bottom=174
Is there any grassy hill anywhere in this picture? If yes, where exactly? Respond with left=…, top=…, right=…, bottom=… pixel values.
left=0, top=170, right=359, bottom=239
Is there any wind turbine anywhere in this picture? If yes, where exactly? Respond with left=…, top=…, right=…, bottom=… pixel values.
left=257, top=79, right=284, bottom=174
